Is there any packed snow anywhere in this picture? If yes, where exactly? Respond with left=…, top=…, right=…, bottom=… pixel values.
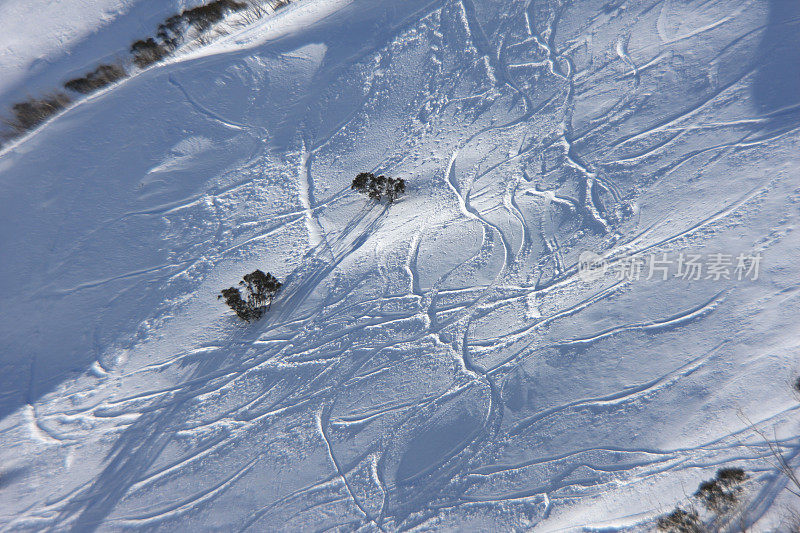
left=1, top=0, right=799, bottom=530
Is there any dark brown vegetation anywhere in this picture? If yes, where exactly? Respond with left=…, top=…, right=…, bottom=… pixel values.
left=656, top=508, right=702, bottom=533
left=131, top=37, right=173, bottom=68
left=351, top=172, right=406, bottom=203
left=133, top=0, right=246, bottom=67
left=219, top=270, right=282, bottom=322
left=2, top=0, right=289, bottom=142
left=183, top=0, right=247, bottom=32
left=656, top=468, right=748, bottom=532
left=4, top=93, right=71, bottom=135
left=64, top=63, right=126, bottom=94
left=693, top=467, right=748, bottom=515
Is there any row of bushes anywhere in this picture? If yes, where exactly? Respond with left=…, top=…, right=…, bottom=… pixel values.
left=64, top=64, right=127, bottom=95
left=6, top=94, right=73, bottom=135
left=131, top=0, right=247, bottom=68
left=3, top=0, right=291, bottom=139
left=657, top=468, right=748, bottom=532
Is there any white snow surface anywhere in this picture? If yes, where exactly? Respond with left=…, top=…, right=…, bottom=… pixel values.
left=1, top=0, right=800, bottom=530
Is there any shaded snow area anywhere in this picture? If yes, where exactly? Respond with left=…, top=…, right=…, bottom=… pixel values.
left=2, top=0, right=800, bottom=530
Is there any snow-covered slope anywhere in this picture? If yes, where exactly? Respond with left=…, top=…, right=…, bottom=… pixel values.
left=0, top=0, right=223, bottom=111
left=1, top=0, right=799, bottom=530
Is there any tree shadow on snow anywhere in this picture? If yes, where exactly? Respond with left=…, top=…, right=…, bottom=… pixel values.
left=51, top=203, right=387, bottom=531
left=52, top=348, right=232, bottom=531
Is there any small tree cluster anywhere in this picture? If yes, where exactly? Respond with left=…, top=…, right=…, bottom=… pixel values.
left=131, top=38, right=173, bottom=68
left=131, top=0, right=246, bottom=67
left=5, top=93, right=72, bottom=134
left=183, top=0, right=247, bottom=31
left=656, top=468, right=748, bottom=532
left=693, top=468, right=747, bottom=515
left=351, top=172, right=405, bottom=203
left=219, top=270, right=282, bottom=322
left=656, top=508, right=702, bottom=533
left=64, top=64, right=127, bottom=94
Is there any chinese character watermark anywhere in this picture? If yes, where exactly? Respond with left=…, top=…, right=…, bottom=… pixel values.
left=578, top=251, right=762, bottom=282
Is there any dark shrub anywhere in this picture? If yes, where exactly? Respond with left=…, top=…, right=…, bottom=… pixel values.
left=6, top=93, right=71, bottom=134
left=131, top=38, right=173, bottom=68
left=64, top=64, right=127, bottom=94
left=220, top=270, right=282, bottom=322
left=133, top=1, right=246, bottom=68
left=368, top=174, right=386, bottom=201
left=716, top=467, right=747, bottom=485
left=694, top=468, right=747, bottom=514
left=183, top=0, right=246, bottom=32
left=386, top=176, right=405, bottom=202
left=156, top=14, right=184, bottom=50
left=656, top=508, right=703, bottom=532
left=219, top=287, right=261, bottom=321
left=351, top=172, right=372, bottom=192
left=352, top=172, right=406, bottom=203
left=655, top=467, right=748, bottom=530
left=240, top=269, right=282, bottom=310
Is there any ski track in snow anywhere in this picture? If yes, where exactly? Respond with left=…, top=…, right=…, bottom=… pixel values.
left=2, top=0, right=800, bottom=530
